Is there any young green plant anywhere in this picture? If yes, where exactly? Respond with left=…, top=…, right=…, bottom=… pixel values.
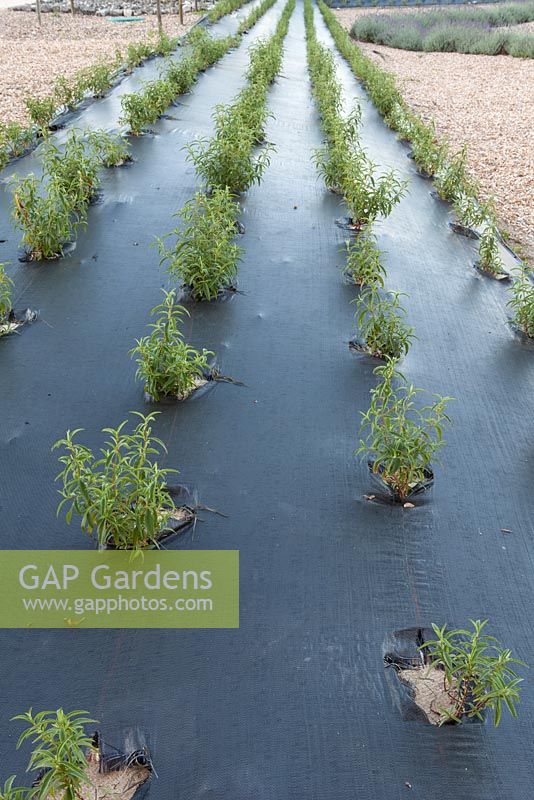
left=507, top=266, right=534, bottom=337
left=358, top=358, right=452, bottom=501
left=131, top=289, right=214, bottom=401
left=0, top=263, right=13, bottom=325
left=53, top=412, right=178, bottom=550
left=356, top=286, right=414, bottom=359
left=159, top=188, right=242, bottom=301
left=12, top=708, right=96, bottom=800
left=345, top=232, right=386, bottom=288
left=422, top=620, right=525, bottom=726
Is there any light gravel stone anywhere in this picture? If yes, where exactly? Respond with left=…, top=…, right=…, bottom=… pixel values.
left=0, top=8, right=199, bottom=124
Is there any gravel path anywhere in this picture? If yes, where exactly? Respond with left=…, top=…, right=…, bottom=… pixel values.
left=0, top=9, right=199, bottom=125
left=334, top=8, right=534, bottom=265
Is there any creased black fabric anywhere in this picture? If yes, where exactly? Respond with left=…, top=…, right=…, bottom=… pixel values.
left=0, top=2, right=533, bottom=798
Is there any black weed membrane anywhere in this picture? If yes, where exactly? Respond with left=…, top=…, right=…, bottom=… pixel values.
left=1, top=1, right=534, bottom=798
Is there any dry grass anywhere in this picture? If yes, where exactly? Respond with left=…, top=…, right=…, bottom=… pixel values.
left=334, top=7, right=534, bottom=265
left=0, top=9, right=200, bottom=125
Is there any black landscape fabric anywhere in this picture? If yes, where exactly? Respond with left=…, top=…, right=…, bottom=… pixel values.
left=1, top=1, right=534, bottom=798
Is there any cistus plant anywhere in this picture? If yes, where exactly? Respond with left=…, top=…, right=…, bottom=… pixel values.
left=120, top=29, right=238, bottom=136
left=477, top=219, right=505, bottom=276
left=76, top=62, right=115, bottom=98
left=409, top=120, right=447, bottom=177
left=345, top=232, right=386, bottom=288
left=237, top=0, right=277, bottom=34
left=422, top=620, right=525, bottom=726
left=453, top=189, right=488, bottom=230
left=187, top=27, right=237, bottom=69
left=0, top=122, right=35, bottom=160
left=305, top=0, right=406, bottom=227
left=12, top=708, right=96, bottom=800
left=313, top=111, right=361, bottom=194
left=10, top=174, right=80, bottom=261
left=344, top=151, right=408, bottom=228
left=120, top=78, right=174, bottom=135
left=53, top=75, right=84, bottom=111
left=131, top=289, right=214, bottom=401
left=0, top=263, right=13, bottom=328
left=187, top=0, right=295, bottom=193
left=88, top=130, right=131, bottom=167
left=356, top=287, right=414, bottom=359
left=42, top=132, right=101, bottom=210
left=159, top=189, right=242, bottom=301
left=317, top=0, right=513, bottom=267
left=53, top=412, right=178, bottom=550
left=508, top=267, right=534, bottom=337
left=25, top=95, right=56, bottom=134
left=434, top=145, right=469, bottom=203
left=358, top=358, right=452, bottom=502
left=186, top=104, right=274, bottom=194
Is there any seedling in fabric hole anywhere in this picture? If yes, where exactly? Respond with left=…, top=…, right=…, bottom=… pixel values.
left=452, top=190, right=488, bottom=231
left=408, top=120, right=447, bottom=178
left=25, top=95, right=56, bottom=135
left=433, top=145, right=469, bottom=203
left=0, top=263, right=13, bottom=325
left=164, top=55, right=197, bottom=95
left=343, top=151, right=408, bottom=229
left=186, top=106, right=274, bottom=194
left=53, top=412, right=191, bottom=550
left=53, top=75, right=85, bottom=111
left=130, top=289, right=214, bottom=402
left=188, top=27, right=237, bottom=70
left=345, top=232, right=386, bottom=288
left=507, top=266, right=534, bottom=337
left=42, top=132, right=101, bottom=210
left=358, top=358, right=452, bottom=502
left=0, top=122, right=35, bottom=159
left=477, top=220, right=506, bottom=277
left=76, top=62, right=115, bottom=98
left=419, top=620, right=526, bottom=726
left=88, top=130, right=132, bottom=167
left=355, top=287, right=414, bottom=359
left=10, top=174, right=82, bottom=261
left=159, top=188, right=242, bottom=302
left=312, top=113, right=361, bottom=196
left=12, top=708, right=97, bottom=800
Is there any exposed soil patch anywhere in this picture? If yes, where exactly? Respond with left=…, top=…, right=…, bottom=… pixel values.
left=398, top=666, right=457, bottom=726
left=0, top=9, right=199, bottom=125
left=334, top=7, right=534, bottom=266
left=82, top=759, right=150, bottom=800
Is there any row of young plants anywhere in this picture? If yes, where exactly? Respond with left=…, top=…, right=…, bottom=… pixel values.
left=305, top=0, right=446, bottom=504
left=207, top=0, right=253, bottom=22
left=7, top=2, right=279, bottom=261
left=119, top=0, right=296, bottom=135
left=50, top=0, right=296, bottom=552
left=317, top=0, right=534, bottom=340
left=0, top=31, right=181, bottom=171
left=158, top=0, right=295, bottom=299
left=305, top=2, right=525, bottom=727
left=9, top=130, right=131, bottom=261
left=120, top=27, right=239, bottom=135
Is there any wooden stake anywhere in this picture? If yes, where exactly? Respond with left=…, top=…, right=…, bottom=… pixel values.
left=35, top=0, right=42, bottom=27
left=179, top=0, right=184, bottom=25
left=156, top=0, right=163, bottom=33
